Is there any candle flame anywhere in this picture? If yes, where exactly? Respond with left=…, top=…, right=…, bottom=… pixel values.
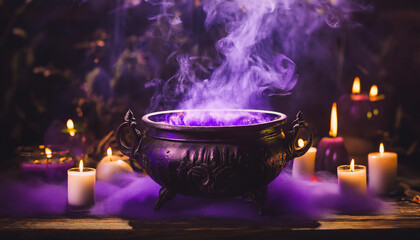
left=107, top=147, right=112, bottom=161
left=369, top=85, right=378, bottom=97
left=379, top=143, right=384, bottom=155
left=45, top=148, right=52, bottom=158
left=297, top=138, right=304, bottom=148
left=67, top=119, right=75, bottom=136
left=329, top=102, right=337, bottom=137
left=67, top=119, right=74, bottom=130
left=79, top=160, right=83, bottom=172
left=352, top=77, right=361, bottom=94
left=350, top=159, right=355, bottom=172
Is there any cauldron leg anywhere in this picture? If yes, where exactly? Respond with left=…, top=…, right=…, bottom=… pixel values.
left=242, top=186, right=267, bottom=215
left=154, top=187, right=177, bottom=211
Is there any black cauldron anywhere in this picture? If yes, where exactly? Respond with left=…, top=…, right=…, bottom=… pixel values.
left=116, top=109, right=312, bottom=214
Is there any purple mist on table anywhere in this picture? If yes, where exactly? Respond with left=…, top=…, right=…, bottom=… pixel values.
left=315, top=102, right=349, bottom=173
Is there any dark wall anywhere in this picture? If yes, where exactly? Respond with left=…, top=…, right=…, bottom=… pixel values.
left=0, top=0, right=419, bottom=169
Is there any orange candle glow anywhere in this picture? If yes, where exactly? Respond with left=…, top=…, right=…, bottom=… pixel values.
left=352, top=77, right=361, bottom=95
left=369, top=85, right=378, bottom=98
left=107, top=147, right=113, bottom=161
left=67, top=119, right=76, bottom=137
left=329, top=102, right=337, bottom=138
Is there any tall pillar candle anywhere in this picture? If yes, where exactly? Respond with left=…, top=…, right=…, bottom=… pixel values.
left=368, top=143, right=398, bottom=195
left=67, top=160, right=96, bottom=209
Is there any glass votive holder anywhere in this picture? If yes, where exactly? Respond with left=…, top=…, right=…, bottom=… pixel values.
left=18, top=145, right=74, bottom=182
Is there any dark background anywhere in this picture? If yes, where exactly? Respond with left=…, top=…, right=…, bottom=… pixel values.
left=0, top=0, right=419, bottom=170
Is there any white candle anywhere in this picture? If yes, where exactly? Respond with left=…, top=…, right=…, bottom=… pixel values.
left=368, top=143, right=398, bottom=195
left=97, top=147, right=133, bottom=181
left=337, top=159, right=367, bottom=195
left=67, top=160, right=96, bottom=208
left=292, top=139, right=316, bottom=179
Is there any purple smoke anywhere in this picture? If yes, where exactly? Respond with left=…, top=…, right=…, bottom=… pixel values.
left=145, top=0, right=371, bottom=112
left=0, top=170, right=391, bottom=219
left=149, top=110, right=280, bottom=127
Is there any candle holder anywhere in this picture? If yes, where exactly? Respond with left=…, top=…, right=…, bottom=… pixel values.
left=18, top=145, right=74, bottom=182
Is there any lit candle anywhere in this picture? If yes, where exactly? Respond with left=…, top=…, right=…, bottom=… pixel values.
left=368, top=143, right=398, bottom=195
left=96, top=147, right=133, bottom=181
left=336, top=77, right=389, bottom=155
left=292, top=139, right=317, bottom=179
left=315, top=102, right=349, bottom=173
left=67, top=160, right=96, bottom=209
left=337, top=159, right=367, bottom=195
left=19, top=145, right=74, bottom=182
left=66, top=119, right=76, bottom=137
left=350, top=77, right=368, bottom=101
left=45, top=147, right=52, bottom=159
left=369, top=85, right=385, bottom=102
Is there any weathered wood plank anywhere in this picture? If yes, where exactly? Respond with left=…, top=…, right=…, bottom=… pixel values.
left=0, top=201, right=419, bottom=239
left=0, top=218, right=132, bottom=230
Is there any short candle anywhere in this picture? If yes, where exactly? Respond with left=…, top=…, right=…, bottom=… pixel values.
left=368, top=143, right=398, bottom=195
left=97, top=147, right=133, bottom=181
left=67, top=160, right=96, bottom=209
left=337, top=159, right=367, bottom=195
left=293, top=139, right=317, bottom=179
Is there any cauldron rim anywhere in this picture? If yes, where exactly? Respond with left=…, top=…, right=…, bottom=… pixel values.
left=141, top=109, right=287, bottom=132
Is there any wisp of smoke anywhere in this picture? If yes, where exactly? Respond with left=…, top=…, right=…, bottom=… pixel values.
left=145, top=0, right=371, bottom=114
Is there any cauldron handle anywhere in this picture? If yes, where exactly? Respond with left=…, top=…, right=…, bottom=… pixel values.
left=286, top=111, right=313, bottom=159
left=116, top=110, right=143, bottom=170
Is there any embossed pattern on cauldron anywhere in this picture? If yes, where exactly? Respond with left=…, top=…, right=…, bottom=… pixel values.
left=116, top=109, right=312, bottom=214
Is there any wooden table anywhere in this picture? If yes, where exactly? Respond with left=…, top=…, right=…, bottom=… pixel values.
left=1, top=201, right=419, bottom=240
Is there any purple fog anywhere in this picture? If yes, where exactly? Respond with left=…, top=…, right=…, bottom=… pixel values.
left=144, top=0, right=371, bottom=126
left=146, top=0, right=370, bottom=113
left=0, top=171, right=392, bottom=219
left=149, top=110, right=281, bottom=126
